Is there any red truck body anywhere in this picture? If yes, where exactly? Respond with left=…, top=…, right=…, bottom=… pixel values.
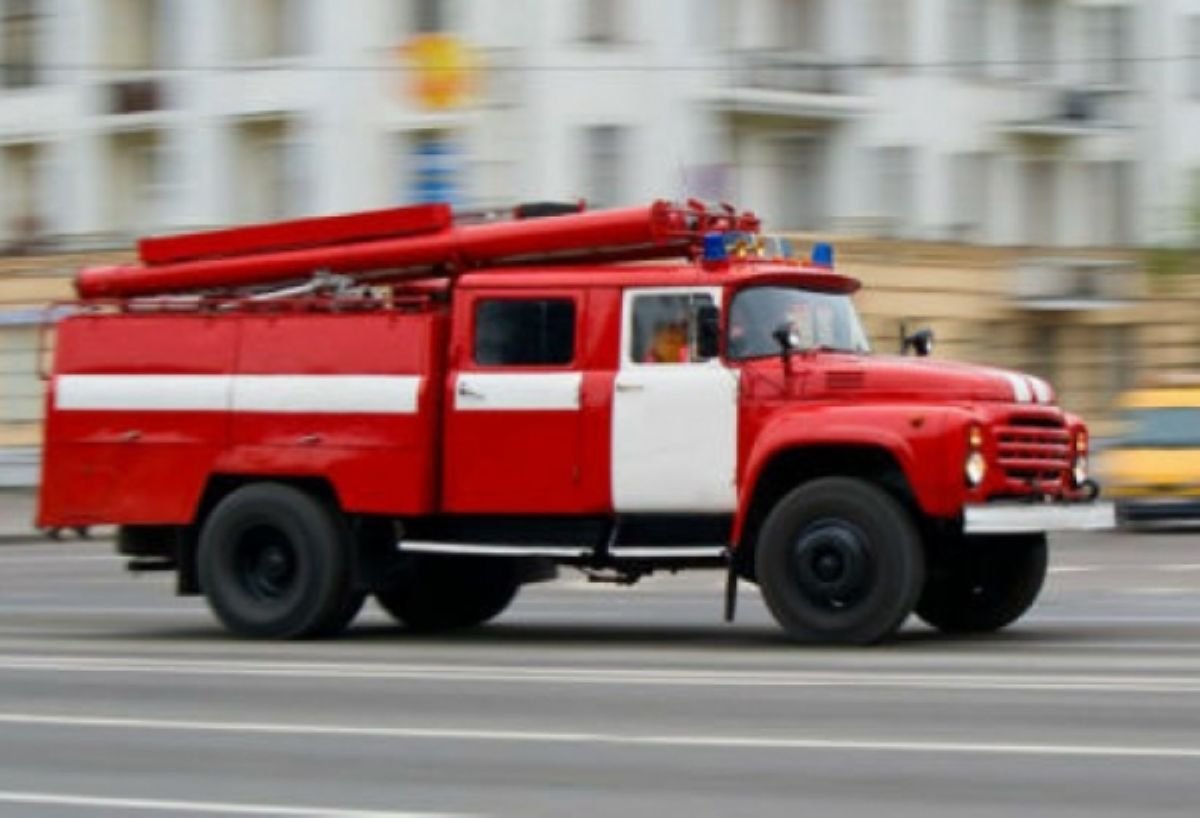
left=37, top=201, right=1110, bottom=644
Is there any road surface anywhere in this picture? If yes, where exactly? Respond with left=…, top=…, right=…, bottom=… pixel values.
left=0, top=528, right=1198, bottom=816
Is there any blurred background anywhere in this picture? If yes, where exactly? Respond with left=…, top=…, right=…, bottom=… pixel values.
left=1, top=0, right=1199, bottom=489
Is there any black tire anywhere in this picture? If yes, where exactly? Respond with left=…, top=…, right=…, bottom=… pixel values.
left=313, top=590, right=367, bottom=637
left=197, top=483, right=356, bottom=639
left=916, top=533, right=1047, bottom=634
left=756, top=477, right=925, bottom=645
left=375, top=554, right=520, bottom=632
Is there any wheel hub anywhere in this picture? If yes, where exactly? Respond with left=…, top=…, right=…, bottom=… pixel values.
left=236, top=527, right=297, bottom=601
left=791, top=521, right=872, bottom=609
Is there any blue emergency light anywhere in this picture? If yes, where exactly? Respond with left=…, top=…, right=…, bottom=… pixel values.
left=811, top=242, right=834, bottom=267
left=702, top=232, right=728, bottom=263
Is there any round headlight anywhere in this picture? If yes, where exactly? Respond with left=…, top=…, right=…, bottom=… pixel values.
left=1072, top=455, right=1088, bottom=486
left=965, top=451, right=987, bottom=487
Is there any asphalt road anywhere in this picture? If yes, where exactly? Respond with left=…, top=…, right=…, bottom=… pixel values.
left=0, top=529, right=1199, bottom=817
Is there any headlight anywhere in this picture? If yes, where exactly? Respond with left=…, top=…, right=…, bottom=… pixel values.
left=965, top=451, right=987, bottom=487
left=1072, top=455, right=1088, bottom=486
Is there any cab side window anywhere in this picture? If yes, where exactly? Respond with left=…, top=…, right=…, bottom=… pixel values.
left=474, top=299, right=575, bottom=366
left=631, top=293, right=715, bottom=365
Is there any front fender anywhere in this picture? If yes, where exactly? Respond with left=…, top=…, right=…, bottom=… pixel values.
left=734, top=405, right=971, bottom=545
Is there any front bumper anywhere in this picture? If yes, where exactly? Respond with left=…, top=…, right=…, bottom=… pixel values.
left=964, top=502, right=1115, bottom=534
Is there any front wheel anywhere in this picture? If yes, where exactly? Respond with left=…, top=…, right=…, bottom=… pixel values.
left=916, top=533, right=1047, bottom=634
left=375, top=554, right=520, bottom=632
left=755, top=477, right=925, bottom=645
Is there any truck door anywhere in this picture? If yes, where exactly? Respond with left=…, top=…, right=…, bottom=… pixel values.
left=611, top=288, right=738, bottom=513
left=443, top=290, right=587, bottom=513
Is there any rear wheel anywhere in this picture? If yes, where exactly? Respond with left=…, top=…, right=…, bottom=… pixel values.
left=755, top=477, right=925, bottom=645
left=375, top=554, right=520, bottom=632
left=916, top=533, right=1047, bottom=634
left=197, top=483, right=357, bottom=639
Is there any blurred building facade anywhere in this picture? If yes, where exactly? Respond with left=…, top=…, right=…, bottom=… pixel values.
left=3, top=0, right=1200, bottom=484
left=1, top=0, right=1198, bottom=246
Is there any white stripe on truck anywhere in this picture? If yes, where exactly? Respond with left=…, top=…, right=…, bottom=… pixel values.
left=55, top=374, right=421, bottom=414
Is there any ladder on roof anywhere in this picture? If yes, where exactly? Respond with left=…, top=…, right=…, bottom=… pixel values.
left=77, top=200, right=761, bottom=300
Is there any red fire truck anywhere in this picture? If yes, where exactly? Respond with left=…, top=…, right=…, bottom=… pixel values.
left=37, top=200, right=1111, bottom=644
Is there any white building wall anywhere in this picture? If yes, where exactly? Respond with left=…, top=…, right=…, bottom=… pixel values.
left=0, top=0, right=1197, bottom=247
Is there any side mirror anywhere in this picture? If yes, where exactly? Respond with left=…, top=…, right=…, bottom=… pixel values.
left=773, top=323, right=800, bottom=353
left=902, top=327, right=935, bottom=357
left=696, top=303, right=721, bottom=359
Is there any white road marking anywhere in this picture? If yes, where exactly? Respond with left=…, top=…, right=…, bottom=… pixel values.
left=0, top=554, right=122, bottom=564
left=1049, top=565, right=1102, bottom=574
left=0, top=606, right=200, bottom=616
left=0, top=653, right=1198, bottom=693
left=0, top=712, right=1198, bottom=761
left=0, top=790, right=462, bottom=816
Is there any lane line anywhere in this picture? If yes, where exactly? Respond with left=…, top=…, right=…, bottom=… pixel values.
left=0, top=654, right=1199, bottom=693
left=1048, top=565, right=1102, bottom=574
left=0, top=790, right=462, bottom=816
left=0, top=712, right=1198, bottom=761
left=0, top=555, right=122, bottom=564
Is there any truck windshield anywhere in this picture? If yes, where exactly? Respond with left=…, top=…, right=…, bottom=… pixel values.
left=1118, top=408, right=1200, bottom=448
left=727, top=286, right=870, bottom=359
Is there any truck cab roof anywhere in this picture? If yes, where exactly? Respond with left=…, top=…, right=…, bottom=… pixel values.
left=455, top=261, right=860, bottom=295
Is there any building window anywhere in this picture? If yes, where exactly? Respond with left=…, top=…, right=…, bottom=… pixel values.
left=1018, top=0, right=1056, bottom=82
left=474, top=299, right=576, bottom=367
left=1, top=0, right=39, bottom=88
left=949, top=152, right=988, bottom=242
left=1, top=142, right=45, bottom=249
left=583, top=125, right=626, bottom=208
left=106, top=131, right=170, bottom=235
left=1022, top=158, right=1057, bottom=246
left=877, top=146, right=915, bottom=238
left=234, top=0, right=306, bottom=61
left=1089, top=161, right=1133, bottom=247
left=581, top=0, right=621, bottom=44
left=1103, top=324, right=1136, bottom=402
left=948, top=0, right=986, bottom=79
left=1085, top=5, right=1132, bottom=86
left=103, top=0, right=163, bottom=71
left=1027, top=323, right=1059, bottom=386
left=414, top=0, right=444, bottom=33
left=777, top=0, right=822, bottom=53
left=874, top=0, right=910, bottom=68
left=234, top=119, right=306, bottom=222
left=0, top=327, right=42, bottom=424
left=774, top=135, right=825, bottom=231
left=1190, top=16, right=1200, bottom=99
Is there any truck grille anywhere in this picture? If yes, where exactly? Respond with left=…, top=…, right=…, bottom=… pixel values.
left=995, top=413, right=1071, bottom=490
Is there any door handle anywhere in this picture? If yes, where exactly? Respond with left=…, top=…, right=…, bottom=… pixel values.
left=615, top=382, right=644, bottom=393
left=457, top=381, right=485, bottom=399
left=120, top=430, right=142, bottom=443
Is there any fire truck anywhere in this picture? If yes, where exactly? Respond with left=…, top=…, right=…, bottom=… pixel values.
left=37, top=200, right=1111, bottom=644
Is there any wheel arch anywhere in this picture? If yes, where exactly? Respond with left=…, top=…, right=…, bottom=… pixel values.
left=177, top=473, right=345, bottom=595
left=733, top=442, right=920, bottom=581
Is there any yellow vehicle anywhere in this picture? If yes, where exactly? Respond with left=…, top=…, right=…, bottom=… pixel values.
left=1102, top=383, right=1200, bottom=525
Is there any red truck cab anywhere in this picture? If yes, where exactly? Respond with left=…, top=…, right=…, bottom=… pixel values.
left=37, top=201, right=1111, bottom=644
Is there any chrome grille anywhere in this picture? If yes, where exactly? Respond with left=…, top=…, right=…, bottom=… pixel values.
left=996, top=413, right=1070, bottom=488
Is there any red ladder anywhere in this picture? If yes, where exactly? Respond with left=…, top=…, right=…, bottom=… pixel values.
left=77, top=200, right=760, bottom=299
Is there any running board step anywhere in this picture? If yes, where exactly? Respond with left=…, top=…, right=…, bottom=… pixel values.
left=399, top=541, right=726, bottom=560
